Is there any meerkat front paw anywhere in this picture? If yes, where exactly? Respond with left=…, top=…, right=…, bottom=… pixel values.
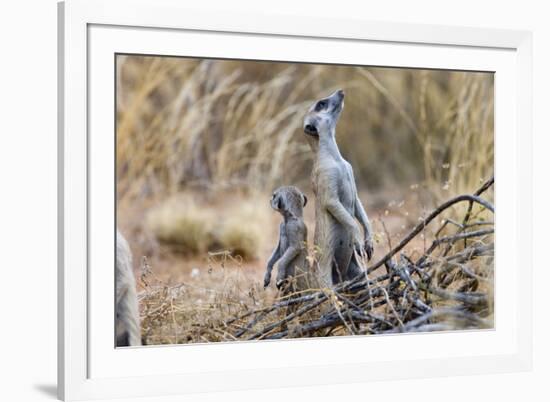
left=364, top=237, right=374, bottom=261
left=353, top=237, right=373, bottom=261
left=353, top=237, right=363, bottom=256
left=263, top=271, right=272, bottom=288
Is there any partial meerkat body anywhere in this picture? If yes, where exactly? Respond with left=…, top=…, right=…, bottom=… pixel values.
left=116, top=229, right=142, bottom=347
left=303, top=89, right=374, bottom=286
left=264, top=186, right=315, bottom=293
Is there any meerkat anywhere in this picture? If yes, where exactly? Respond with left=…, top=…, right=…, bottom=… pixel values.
left=116, top=229, right=142, bottom=347
left=303, top=89, right=374, bottom=286
left=263, top=186, right=313, bottom=293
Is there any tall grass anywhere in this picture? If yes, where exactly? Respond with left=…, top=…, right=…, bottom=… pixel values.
left=117, top=56, right=494, bottom=206
left=117, top=58, right=317, bottom=206
left=116, top=55, right=494, bottom=262
left=145, top=194, right=270, bottom=259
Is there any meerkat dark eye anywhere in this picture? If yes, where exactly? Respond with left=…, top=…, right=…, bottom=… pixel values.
left=315, top=100, right=327, bottom=111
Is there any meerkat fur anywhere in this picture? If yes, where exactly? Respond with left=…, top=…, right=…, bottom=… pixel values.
left=303, top=89, right=374, bottom=286
left=264, top=186, right=315, bottom=293
left=116, top=230, right=142, bottom=347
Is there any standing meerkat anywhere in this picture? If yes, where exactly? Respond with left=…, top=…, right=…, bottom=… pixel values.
left=303, top=89, right=374, bottom=286
left=264, top=186, right=315, bottom=293
left=116, top=229, right=142, bottom=347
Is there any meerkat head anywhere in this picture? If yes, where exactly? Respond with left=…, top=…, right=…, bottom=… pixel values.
left=270, top=186, right=308, bottom=218
left=303, top=89, right=345, bottom=141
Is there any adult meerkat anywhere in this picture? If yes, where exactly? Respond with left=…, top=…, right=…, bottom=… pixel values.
left=116, top=230, right=141, bottom=347
left=303, top=89, right=374, bottom=286
left=264, top=186, right=314, bottom=293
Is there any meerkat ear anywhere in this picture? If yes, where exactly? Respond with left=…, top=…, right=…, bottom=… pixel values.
left=277, top=196, right=284, bottom=211
left=302, top=194, right=308, bottom=207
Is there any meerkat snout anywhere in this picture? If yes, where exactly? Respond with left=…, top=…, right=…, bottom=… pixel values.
left=334, top=89, right=345, bottom=101
left=331, top=89, right=345, bottom=112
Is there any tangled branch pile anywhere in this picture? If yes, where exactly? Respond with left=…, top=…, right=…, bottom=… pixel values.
left=139, top=178, right=494, bottom=344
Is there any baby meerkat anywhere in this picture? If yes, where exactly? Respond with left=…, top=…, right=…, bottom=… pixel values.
left=264, top=186, right=310, bottom=292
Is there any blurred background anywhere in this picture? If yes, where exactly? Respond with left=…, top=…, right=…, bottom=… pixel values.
left=115, top=55, right=494, bottom=343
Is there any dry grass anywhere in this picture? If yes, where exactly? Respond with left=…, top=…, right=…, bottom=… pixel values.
left=116, top=58, right=316, bottom=206
left=116, top=56, right=494, bottom=205
left=139, top=252, right=275, bottom=344
left=116, top=55, right=495, bottom=345
left=145, top=192, right=270, bottom=260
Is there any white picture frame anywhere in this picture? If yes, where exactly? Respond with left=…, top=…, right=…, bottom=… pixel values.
left=58, top=0, right=533, bottom=400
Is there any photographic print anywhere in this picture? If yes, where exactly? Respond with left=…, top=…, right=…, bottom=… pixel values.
left=115, top=55, right=494, bottom=347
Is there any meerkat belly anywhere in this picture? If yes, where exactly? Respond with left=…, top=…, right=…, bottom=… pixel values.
left=290, top=252, right=307, bottom=282
left=280, top=230, right=290, bottom=251
left=334, top=175, right=355, bottom=267
left=327, top=215, right=354, bottom=278
left=314, top=205, right=353, bottom=273
left=281, top=226, right=304, bottom=275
